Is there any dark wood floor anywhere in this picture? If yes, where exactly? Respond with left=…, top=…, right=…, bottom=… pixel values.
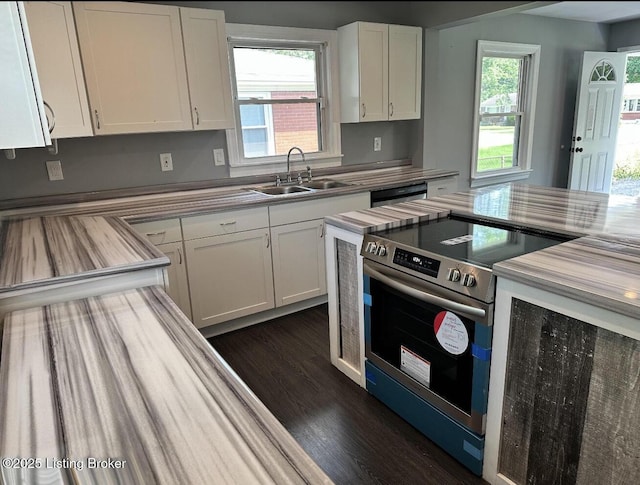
left=209, top=304, right=488, bottom=485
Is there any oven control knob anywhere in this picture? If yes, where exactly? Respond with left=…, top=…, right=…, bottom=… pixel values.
left=461, top=273, right=476, bottom=287
left=447, top=268, right=461, bottom=282
left=377, top=245, right=387, bottom=257
left=366, top=242, right=377, bottom=254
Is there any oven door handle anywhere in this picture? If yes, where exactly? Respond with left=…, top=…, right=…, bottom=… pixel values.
left=364, top=264, right=486, bottom=320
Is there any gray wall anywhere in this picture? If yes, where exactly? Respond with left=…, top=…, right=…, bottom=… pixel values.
left=0, top=2, right=623, bottom=200
left=0, top=1, right=420, bottom=201
left=420, top=13, right=608, bottom=190
left=608, top=18, right=640, bottom=51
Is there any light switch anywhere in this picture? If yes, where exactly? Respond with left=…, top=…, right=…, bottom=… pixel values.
left=374, top=137, right=382, bottom=152
left=213, top=148, right=225, bottom=166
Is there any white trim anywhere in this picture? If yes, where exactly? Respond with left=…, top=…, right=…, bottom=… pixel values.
left=471, top=41, right=540, bottom=184
left=470, top=168, right=532, bottom=187
left=225, top=23, right=342, bottom=177
left=617, top=45, right=640, bottom=53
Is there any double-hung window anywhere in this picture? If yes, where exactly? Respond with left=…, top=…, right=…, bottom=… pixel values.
left=226, top=24, right=341, bottom=176
left=471, top=41, right=540, bottom=186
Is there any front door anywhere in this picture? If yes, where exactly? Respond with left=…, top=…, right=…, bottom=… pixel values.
left=568, top=52, right=627, bottom=192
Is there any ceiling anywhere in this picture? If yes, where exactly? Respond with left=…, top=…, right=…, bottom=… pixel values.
left=523, top=1, right=640, bottom=24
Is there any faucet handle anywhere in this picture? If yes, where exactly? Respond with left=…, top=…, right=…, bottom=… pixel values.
left=275, top=174, right=282, bottom=186
left=306, top=165, right=312, bottom=181
left=297, top=172, right=303, bottom=184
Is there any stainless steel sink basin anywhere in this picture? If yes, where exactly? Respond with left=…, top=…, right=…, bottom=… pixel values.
left=300, top=179, right=351, bottom=190
left=251, top=185, right=315, bottom=196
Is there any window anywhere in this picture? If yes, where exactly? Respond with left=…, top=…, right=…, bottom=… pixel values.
left=225, top=24, right=341, bottom=177
left=471, top=41, right=540, bottom=187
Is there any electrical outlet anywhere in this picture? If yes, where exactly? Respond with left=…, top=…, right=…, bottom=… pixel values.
left=160, top=153, right=173, bottom=171
left=213, top=148, right=225, bottom=166
left=374, top=137, right=382, bottom=152
left=46, top=160, right=64, bottom=181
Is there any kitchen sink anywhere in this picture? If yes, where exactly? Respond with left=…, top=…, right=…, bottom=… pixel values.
left=248, top=178, right=351, bottom=196
left=300, top=179, right=352, bottom=190
left=251, top=185, right=315, bottom=196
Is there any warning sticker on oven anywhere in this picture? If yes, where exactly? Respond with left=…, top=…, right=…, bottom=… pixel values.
left=400, top=345, right=431, bottom=388
left=440, top=234, right=474, bottom=246
left=434, top=311, right=469, bottom=355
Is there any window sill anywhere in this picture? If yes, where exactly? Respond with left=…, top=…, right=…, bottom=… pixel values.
left=229, top=153, right=344, bottom=178
left=470, top=169, right=532, bottom=188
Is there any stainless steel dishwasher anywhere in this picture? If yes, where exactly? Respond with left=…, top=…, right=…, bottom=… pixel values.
left=370, top=182, right=427, bottom=207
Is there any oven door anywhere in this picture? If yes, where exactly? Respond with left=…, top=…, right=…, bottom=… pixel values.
left=363, top=260, right=493, bottom=435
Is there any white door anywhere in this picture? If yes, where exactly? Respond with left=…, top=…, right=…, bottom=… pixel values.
left=568, top=51, right=627, bottom=192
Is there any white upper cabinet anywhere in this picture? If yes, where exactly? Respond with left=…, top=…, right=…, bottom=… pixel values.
left=73, top=1, right=193, bottom=135
left=338, top=22, right=422, bottom=123
left=0, top=1, right=50, bottom=149
left=24, top=1, right=93, bottom=139
left=180, top=7, right=234, bottom=130
left=388, top=24, right=422, bottom=121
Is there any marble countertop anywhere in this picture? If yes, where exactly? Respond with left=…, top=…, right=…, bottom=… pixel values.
left=0, top=286, right=332, bottom=484
left=0, top=166, right=458, bottom=223
left=325, top=183, right=640, bottom=318
left=0, top=215, right=168, bottom=293
left=492, top=236, right=640, bottom=319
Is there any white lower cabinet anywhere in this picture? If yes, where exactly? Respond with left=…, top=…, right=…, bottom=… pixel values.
left=270, top=219, right=326, bottom=307
left=130, top=218, right=192, bottom=319
left=141, top=193, right=369, bottom=331
left=155, top=241, right=191, bottom=320
left=427, top=176, right=458, bottom=198
left=184, top=229, right=274, bottom=328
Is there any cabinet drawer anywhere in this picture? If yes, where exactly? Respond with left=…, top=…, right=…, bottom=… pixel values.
left=269, top=193, right=370, bottom=226
left=131, top=218, right=182, bottom=245
left=427, top=177, right=458, bottom=198
left=182, top=206, right=269, bottom=240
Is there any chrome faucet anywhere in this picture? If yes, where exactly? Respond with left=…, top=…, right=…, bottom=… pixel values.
left=286, top=147, right=305, bottom=183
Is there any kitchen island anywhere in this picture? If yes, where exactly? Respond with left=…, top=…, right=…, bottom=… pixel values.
left=323, top=182, right=640, bottom=483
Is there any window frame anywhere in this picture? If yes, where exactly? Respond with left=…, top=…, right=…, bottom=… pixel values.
left=470, top=41, right=541, bottom=187
left=225, top=24, right=342, bottom=177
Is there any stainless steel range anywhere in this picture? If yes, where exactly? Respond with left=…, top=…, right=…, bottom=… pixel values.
left=361, top=214, right=573, bottom=475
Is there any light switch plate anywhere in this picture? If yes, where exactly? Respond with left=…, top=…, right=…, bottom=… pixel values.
left=374, top=137, right=382, bottom=152
left=160, top=153, right=173, bottom=171
left=46, top=160, right=64, bottom=181
left=213, top=148, right=225, bottom=166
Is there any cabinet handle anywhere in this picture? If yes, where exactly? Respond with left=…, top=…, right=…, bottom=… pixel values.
left=389, top=102, right=394, bottom=117
left=319, top=223, right=325, bottom=238
left=145, top=230, right=166, bottom=237
left=219, top=221, right=237, bottom=226
left=362, top=103, right=366, bottom=118
left=266, top=233, right=270, bottom=248
left=94, top=109, right=101, bottom=129
left=43, top=100, right=56, bottom=134
left=177, top=247, right=183, bottom=265
left=194, top=106, right=200, bottom=125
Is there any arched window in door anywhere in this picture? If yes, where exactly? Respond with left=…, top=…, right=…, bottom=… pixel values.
left=590, top=60, right=616, bottom=82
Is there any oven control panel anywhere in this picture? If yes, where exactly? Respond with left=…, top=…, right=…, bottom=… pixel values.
left=393, top=248, right=440, bottom=278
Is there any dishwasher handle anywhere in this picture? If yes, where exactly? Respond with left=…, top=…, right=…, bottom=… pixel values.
left=364, top=263, right=486, bottom=320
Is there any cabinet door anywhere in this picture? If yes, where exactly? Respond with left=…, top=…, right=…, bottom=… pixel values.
left=0, top=2, right=50, bottom=149
left=427, top=177, right=458, bottom=198
left=24, top=1, right=93, bottom=138
left=156, top=241, right=192, bottom=321
left=271, top=219, right=326, bottom=307
left=184, top=229, right=274, bottom=328
left=180, top=8, right=234, bottom=131
left=73, top=1, right=192, bottom=135
left=358, top=22, right=388, bottom=122
left=388, top=25, right=422, bottom=121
